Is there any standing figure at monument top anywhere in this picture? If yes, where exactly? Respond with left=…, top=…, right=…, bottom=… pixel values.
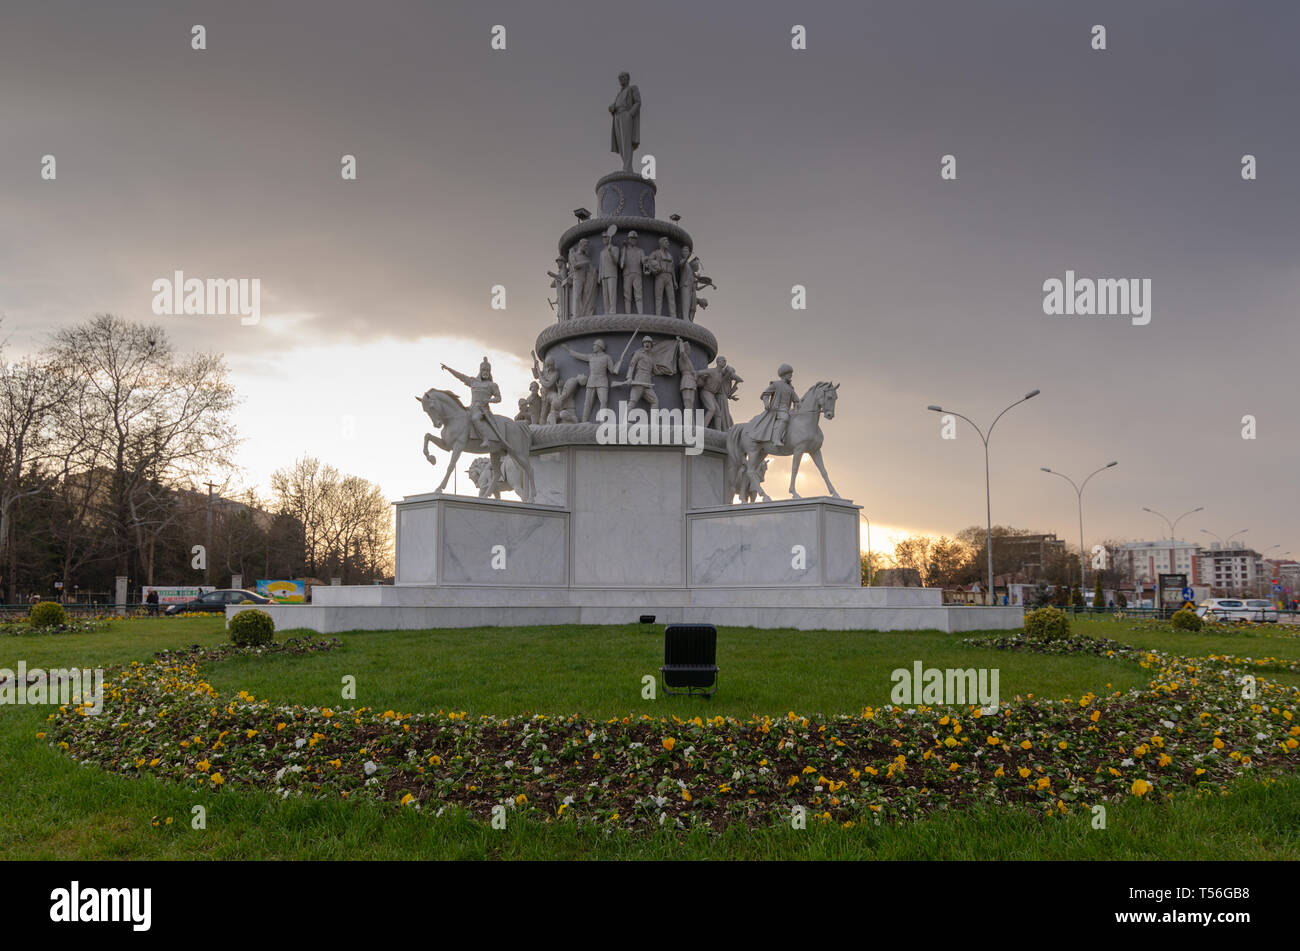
left=609, top=72, right=641, bottom=173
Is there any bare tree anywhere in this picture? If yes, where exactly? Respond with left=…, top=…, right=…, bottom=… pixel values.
left=47, top=314, right=240, bottom=585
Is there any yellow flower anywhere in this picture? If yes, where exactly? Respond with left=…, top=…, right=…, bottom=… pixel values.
left=1131, top=778, right=1152, bottom=797
left=802, top=765, right=817, bottom=774
left=682, top=790, right=692, bottom=802
left=400, top=793, right=415, bottom=806
left=516, top=794, right=527, bottom=805
left=986, top=736, right=1000, bottom=745
left=1157, top=753, right=1172, bottom=767
left=210, top=773, right=224, bottom=786
left=1018, top=767, right=1031, bottom=779
left=994, top=765, right=1005, bottom=777
left=1036, top=776, right=1050, bottom=790
left=276, top=722, right=286, bottom=732
left=246, top=729, right=258, bottom=739
left=662, top=737, right=675, bottom=751
left=1057, top=741, right=1068, bottom=750
left=939, top=716, right=950, bottom=725
left=196, top=759, right=211, bottom=772
left=948, top=762, right=960, bottom=772
left=1213, top=738, right=1225, bottom=750
left=1020, top=740, right=1032, bottom=750
left=1089, top=710, right=1100, bottom=723
left=787, top=775, right=800, bottom=787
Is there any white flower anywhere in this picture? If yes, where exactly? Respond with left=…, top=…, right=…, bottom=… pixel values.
left=533, top=766, right=542, bottom=775
left=1120, top=758, right=1135, bottom=767
left=294, top=738, right=306, bottom=749
left=1161, top=720, right=1176, bottom=729
left=629, top=742, right=642, bottom=749
left=363, top=760, right=378, bottom=776
left=504, top=760, right=514, bottom=769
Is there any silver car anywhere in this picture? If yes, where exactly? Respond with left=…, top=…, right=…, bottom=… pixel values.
left=1197, top=598, right=1277, bottom=623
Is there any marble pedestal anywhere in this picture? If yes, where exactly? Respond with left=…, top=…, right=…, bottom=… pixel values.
left=233, top=440, right=1024, bottom=634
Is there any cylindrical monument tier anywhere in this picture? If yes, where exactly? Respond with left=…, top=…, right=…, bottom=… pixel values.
left=533, top=315, right=719, bottom=420
left=594, top=170, right=657, bottom=219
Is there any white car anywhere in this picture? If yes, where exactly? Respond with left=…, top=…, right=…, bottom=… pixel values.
left=1196, top=598, right=1278, bottom=623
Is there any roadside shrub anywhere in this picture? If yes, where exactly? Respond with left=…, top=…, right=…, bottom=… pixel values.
left=1024, top=606, right=1070, bottom=641
left=29, top=601, right=67, bottom=627
left=1171, top=605, right=1203, bottom=632
left=228, top=609, right=275, bottom=647
left=1115, top=591, right=1128, bottom=610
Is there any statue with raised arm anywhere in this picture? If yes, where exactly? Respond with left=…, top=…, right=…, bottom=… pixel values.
left=443, top=358, right=504, bottom=445
left=679, top=250, right=715, bottom=323
left=563, top=338, right=621, bottom=422
left=609, top=72, right=641, bottom=173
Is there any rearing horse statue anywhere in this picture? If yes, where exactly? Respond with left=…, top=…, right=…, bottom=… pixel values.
left=725, top=380, right=840, bottom=502
left=417, top=388, right=536, bottom=503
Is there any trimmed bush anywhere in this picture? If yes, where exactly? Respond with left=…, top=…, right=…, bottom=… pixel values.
left=1024, top=605, right=1070, bottom=641
left=1171, top=605, right=1203, bottom=632
left=29, top=601, right=67, bottom=627
left=228, top=609, right=275, bottom=647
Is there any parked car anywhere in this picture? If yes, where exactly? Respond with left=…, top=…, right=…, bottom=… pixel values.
left=1196, top=598, right=1277, bottom=623
left=164, top=589, right=271, bottom=615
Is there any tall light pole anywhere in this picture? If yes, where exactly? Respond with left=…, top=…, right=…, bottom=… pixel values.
left=1259, top=544, right=1280, bottom=597
left=1041, top=461, right=1117, bottom=595
left=928, top=389, right=1040, bottom=604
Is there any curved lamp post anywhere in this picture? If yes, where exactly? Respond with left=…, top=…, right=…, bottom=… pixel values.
left=1041, top=461, right=1117, bottom=595
left=927, top=389, right=1040, bottom=604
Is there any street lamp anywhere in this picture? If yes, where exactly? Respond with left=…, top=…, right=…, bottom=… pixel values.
left=928, top=389, right=1040, bottom=604
left=1143, top=505, right=1203, bottom=540
left=1041, top=461, right=1117, bottom=596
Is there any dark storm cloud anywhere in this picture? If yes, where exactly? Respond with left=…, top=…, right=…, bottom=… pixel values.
left=2, top=0, right=1296, bottom=547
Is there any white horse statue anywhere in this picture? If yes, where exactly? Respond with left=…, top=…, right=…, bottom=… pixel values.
left=725, top=380, right=840, bottom=502
left=418, top=388, right=536, bottom=503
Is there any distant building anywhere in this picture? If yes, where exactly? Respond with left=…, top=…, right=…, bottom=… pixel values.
left=1115, top=539, right=1201, bottom=585
left=1196, top=543, right=1266, bottom=595
left=1000, top=532, right=1067, bottom=581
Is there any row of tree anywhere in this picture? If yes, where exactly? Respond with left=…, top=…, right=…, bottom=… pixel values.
left=0, top=314, right=393, bottom=602
left=862, top=525, right=1132, bottom=589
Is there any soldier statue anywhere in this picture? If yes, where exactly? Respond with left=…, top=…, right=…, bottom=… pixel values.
left=613, top=335, right=660, bottom=411
left=646, top=237, right=676, bottom=317
left=563, top=338, right=622, bottom=422
left=698, top=355, right=742, bottom=430
left=442, top=357, right=505, bottom=445
left=620, top=230, right=646, bottom=314
left=752, top=363, right=799, bottom=449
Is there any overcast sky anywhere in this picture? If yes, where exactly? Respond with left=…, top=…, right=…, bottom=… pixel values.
left=3, top=0, right=1297, bottom=555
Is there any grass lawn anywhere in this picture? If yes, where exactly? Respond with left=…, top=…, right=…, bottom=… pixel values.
left=2, top=614, right=1298, bottom=860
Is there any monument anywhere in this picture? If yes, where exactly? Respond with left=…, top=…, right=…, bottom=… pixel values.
left=241, top=76, right=1024, bottom=634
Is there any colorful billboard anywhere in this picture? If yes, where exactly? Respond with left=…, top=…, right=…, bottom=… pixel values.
left=257, top=580, right=306, bottom=603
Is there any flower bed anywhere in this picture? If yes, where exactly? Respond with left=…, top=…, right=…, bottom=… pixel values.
left=39, top=634, right=1300, bottom=833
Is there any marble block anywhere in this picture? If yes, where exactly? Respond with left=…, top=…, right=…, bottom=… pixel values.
left=688, top=497, right=861, bottom=587
left=440, top=502, right=568, bottom=585
left=395, top=502, right=439, bottom=585
left=571, top=447, right=684, bottom=586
